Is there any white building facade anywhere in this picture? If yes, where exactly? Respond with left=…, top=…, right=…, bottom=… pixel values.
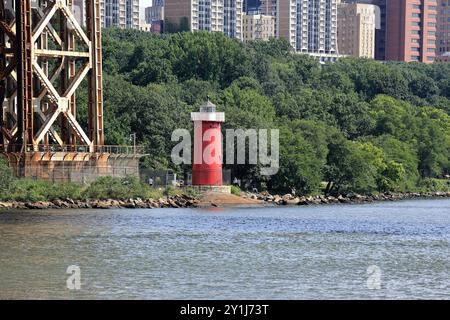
left=296, top=0, right=338, bottom=55
left=272, top=0, right=340, bottom=60
left=165, top=0, right=243, bottom=40
left=100, top=0, right=140, bottom=29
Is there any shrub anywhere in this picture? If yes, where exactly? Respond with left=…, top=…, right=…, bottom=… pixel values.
left=83, top=176, right=148, bottom=200
left=183, top=187, right=201, bottom=198
left=146, top=187, right=165, bottom=199
left=0, top=158, right=15, bottom=199
left=417, top=178, right=450, bottom=192
left=7, top=179, right=83, bottom=202
left=231, top=185, right=241, bottom=196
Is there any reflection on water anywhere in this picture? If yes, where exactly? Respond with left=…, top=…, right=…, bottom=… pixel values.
left=1, top=199, right=450, bottom=299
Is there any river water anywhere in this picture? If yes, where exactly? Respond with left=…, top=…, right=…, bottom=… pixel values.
left=0, top=199, right=449, bottom=299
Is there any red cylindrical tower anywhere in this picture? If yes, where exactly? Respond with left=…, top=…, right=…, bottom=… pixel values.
left=191, top=101, right=225, bottom=186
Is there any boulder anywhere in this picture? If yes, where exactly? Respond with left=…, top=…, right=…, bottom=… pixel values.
left=93, top=200, right=110, bottom=209
left=133, top=198, right=147, bottom=208
left=25, top=201, right=52, bottom=209
left=296, top=197, right=308, bottom=205
left=285, top=197, right=300, bottom=205
left=76, top=201, right=90, bottom=209
left=168, top=199, right=180, bottom=208
left=273, top=195, right=282, bottom=204
left=326, top=196, right=339, bottom=204
left=65, top=198, right=75, bottom=205
left=108, top=199, right=121, bottom=208
left=0, top=202, right=13, bottom=209
left=53, top=199, right=70, bottom=208
left=337, top=195, right=351, bottom=203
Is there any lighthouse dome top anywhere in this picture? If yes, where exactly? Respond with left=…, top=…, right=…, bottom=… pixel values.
left=191, top=100, right=225, bottom=123
left=200, top=100, right=217, bottom=113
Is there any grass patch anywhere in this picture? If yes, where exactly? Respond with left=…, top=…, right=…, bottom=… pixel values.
left=230, top=185, right=242, bottom=196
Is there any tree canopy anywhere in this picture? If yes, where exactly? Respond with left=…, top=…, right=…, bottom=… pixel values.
left=83, top=28, right=450, bottom=195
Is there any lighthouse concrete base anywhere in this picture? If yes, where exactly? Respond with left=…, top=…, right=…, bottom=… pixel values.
left=188, top=185, right=231, bottom=194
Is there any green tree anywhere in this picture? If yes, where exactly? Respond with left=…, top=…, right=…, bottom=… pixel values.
left=91, top=29, right=450, bottom=195
left=325, top=137, right=384, bottom=194
left=271, top=125, right=323, bottom=195
left=0, top=157, right=14, bottom=198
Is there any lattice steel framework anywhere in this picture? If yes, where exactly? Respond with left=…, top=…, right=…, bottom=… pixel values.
left=0, top=0, right=104, bottom=153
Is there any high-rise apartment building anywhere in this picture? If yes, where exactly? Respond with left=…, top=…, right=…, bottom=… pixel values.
left=297, top=0, right=339, bottom=56
left=278, top=0, right=297, bottom=48
left=225, top=0, right=244, bottom=39
left=437, top=0, right=450, bottom=58
left=274, top=1, right=339, bottom=60
left=242, top=14, right=275, bottom=42
left=338, top=2, right=377, bottom=58
left=145, top=0, right=164, bottom=24
left=343, top=0, right=386, bottom=60
left=244, top=0, right=262, bottom=14
left=260, top=0, right=277, bottom=16
left=370, top=0, right=386, bottom=60
left=385, top=0, right=437, bottom=63
left=165, top=0, right=244, bottom=40
left=73, top=0, right=86, bottom=27
left=100, top=0, right=140, bottom=29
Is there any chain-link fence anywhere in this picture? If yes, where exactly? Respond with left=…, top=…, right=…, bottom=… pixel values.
left=140, top=168, right=232, bottom=187
left=2, top=153, right=140, bottom=184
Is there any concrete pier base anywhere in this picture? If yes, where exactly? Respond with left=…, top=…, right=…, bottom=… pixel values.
left=1, top=152, right=140, bottom=183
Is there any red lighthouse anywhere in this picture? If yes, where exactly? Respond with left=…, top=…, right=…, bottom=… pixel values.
left=191, top=100, right=225, bottom=186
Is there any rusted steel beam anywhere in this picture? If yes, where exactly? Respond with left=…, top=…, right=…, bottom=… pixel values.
left=86, top=0, right=104, bottom=147
left=1, top=1, right=18, bottom=148
left=3, top=0, right=104, bottom=157
left=0, top=2, right=6, bottom=129
left=34, top=49, right=90, bottom=58
left=8, top=0, right=33, bottom=151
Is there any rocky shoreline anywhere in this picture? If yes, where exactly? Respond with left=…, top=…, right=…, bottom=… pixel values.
left=0, top=191, right=449, bottom=210
left=0, top=194, right=200, bottom=210
left=243, top=191, right=450, bottom=205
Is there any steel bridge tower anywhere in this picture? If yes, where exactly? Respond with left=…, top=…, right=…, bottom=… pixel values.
left=0, top=0, right=140, bottom=182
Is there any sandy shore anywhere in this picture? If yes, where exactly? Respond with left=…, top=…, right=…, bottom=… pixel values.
left=197, top=191, right=264, bottom=207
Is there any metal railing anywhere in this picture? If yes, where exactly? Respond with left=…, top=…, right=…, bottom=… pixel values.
left=0, top=144, right=145, bottom=154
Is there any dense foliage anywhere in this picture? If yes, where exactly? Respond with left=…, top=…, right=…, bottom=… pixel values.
left=0, top=172, right=165, bottom=202
left=86, top=29, right=450, bottom=195
left=0, top=158, right=14, bottom=193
